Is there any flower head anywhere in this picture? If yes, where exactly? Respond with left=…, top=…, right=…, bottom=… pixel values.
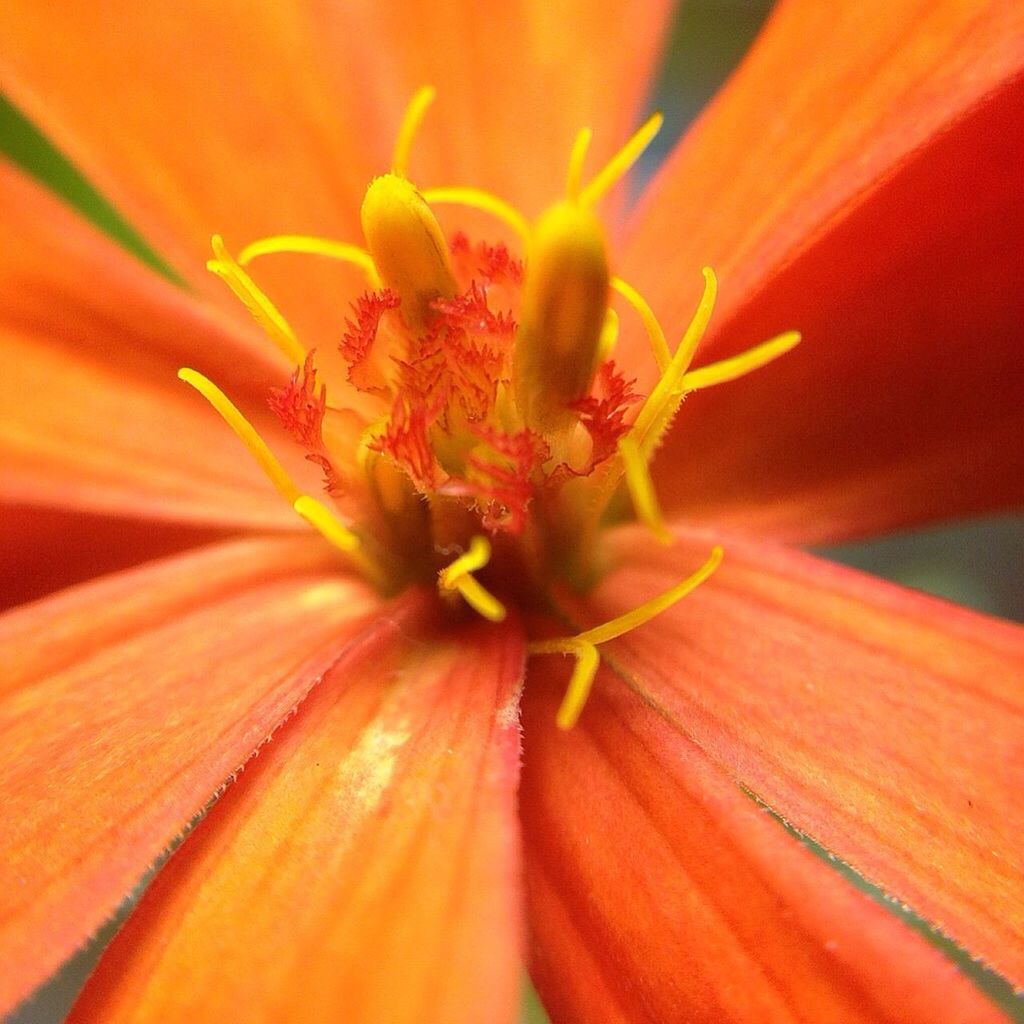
left=0, top=1, right=1022, bottom=1023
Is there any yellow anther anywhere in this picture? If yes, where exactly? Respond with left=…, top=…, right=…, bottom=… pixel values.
left=392, top=85, right=436, bottom=178
left=598, top=307, right=619, bottom=361
left=177, top=368, right=301, bottom=504
left=611, top=276, right=671, bottom=372
left=422, top=187, right=530, bottom=244
left=206, top=235, right=305, bottom=365
left=618, top=435, right=671, bottom=545
left=238, top=234, right=381, bottom=286
left=683, top=330, right=802, bottom=392
left=531, top=545, right=723, bottom=728
left=438, top=536, right=507, bottom=622
left=565, top=127, right=593, bottom=202
left=579, top=112, right=663, bottom=208
left=361, top=173, right=457, bottom=330
left=514, top=201, right=610, bottom=432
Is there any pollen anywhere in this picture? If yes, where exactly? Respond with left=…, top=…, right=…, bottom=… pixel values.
left=182, top=89, right=800, bottom=726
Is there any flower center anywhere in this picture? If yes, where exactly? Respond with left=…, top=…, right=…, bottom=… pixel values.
left=182, top=88, right=799, bottom=726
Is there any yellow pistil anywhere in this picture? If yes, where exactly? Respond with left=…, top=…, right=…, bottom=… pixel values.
left=238, top=234, right=381, bottom=286
left=513, top=201, right=609, bottom=433
left=206, top=235, right=305, bottom=365
left=438, top=536, right=507, bottom=622
left=531, top=545, right=724, bottom=728
left=361, top=173, right=457, bottom=329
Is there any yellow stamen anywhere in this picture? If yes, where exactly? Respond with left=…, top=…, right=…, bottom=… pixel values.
left=598, top=307, right=619, bottom=361
left=682, top=330, right=802, bottom=392
left=618, top=435, right=671, bottom=545
left=531, top=545, right=723, bottom=727
left=632, top=267, right=718, bottom=458
left=514, top=201, right=609, bottom=432
left=177, top=368, right=301, bottom=504
left=565, top=127, right=593, bottom=202
left=361, top=174, right=457, bottom=329
left=238, top=234, right=381, bottom=286
left=392, top=85, right=436, bottom=178
left=611, top=276, right=671, bottom=372
left=579, top=112, right=663, bottom=208
left=292, top=495, right=360, bottom=553
left=422, top=187, right=530, bottom=244
left=438, top=536, right=507, bottom=622
left=207, top=235, right=305, bottom=365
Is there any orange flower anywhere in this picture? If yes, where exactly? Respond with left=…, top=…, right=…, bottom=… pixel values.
left=1, top=2, right=1023, bottom=1022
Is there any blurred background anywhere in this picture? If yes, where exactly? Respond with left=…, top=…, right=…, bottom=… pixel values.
left=2, top=1, right=1020, bottom=1021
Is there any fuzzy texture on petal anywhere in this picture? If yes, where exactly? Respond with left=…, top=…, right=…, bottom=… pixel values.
left=0, top=162, right=298, bottom=528
left=0, top=537, right=383, bottom=1015
left=521, top=667, right=1008, bottom=1023
left=623, top=0, right=1024, bottom=542
left=68, top=616, right=525, bottom=1024
left=560, top=523, right=1024, bottom=989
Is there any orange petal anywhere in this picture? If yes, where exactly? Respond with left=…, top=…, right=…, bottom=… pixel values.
left=0, top=503, right=226, bottom=613
left=622, top=0, right=1024, bottom=542
left=343, top=1, right=674, bottom=216
left=521, top=663, right=1008, bottom=1023
left=0, top=2, right=671, bottom=346
left=68, top=617, right=526, bottom=1024
left=559, top=523, right=1024, bottom=989
left=0, top=537, right=383, bottom=1015
left=0, top=162, right=301, bottom=528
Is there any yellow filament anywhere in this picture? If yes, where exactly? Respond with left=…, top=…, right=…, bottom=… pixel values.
left=579, top=112, right=663, bottom=207
left=611, top=276, right=671, bottom=371
left=529, top=638, right=600, bottom=730
left=238, top=234, right=381, bottom=286
left=292, top=495, right=359, bottom=552
left=598, top=307, right=619, bottom=361
left=618, top=435, right=671, bottom=545
left=531, top=546, right=723, bottom=727
left=682, top=330, right=802, bottom=392
left=422, top=187, right=530, bottom=244
left=632, top=267, right=718, bottom=457
left=207, top=235, right=305, bottom=365
left=565, top=128, right=593, bottom=201
left=177, top=368, right=301, bottom=504
left=438, top=536, right=507, bottom=622
left=392, top=85, right=436, bottom=177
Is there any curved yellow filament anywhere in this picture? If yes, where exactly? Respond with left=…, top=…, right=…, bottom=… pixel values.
left=579, top=112, right=663, bottom=208
left=421, top=187, right=530, bottom=244
left=530, top=546, right=723, bottom=728
left=392, top=85, right=436, bottom=177
left=438, top=536, right=507, bottom=622
left=611, top=276, right=671, bottom=372
left=565, top=127, right=593, bottom=202
left=238, top=235, right=381, bottom=286
left=177, top=368, right=301, bottom=505
left=207, top=235, right=305, bottom=365
left=682, top=330, right=802, bottom=392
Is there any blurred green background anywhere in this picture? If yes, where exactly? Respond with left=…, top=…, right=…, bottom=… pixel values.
left=2, top=1, right=1020, bottom=1022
